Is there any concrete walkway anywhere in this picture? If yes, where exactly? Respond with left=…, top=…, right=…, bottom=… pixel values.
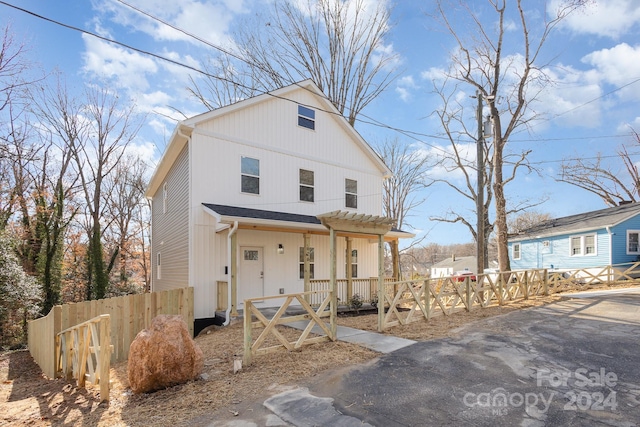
left=286, top=320, right=416, bottom=354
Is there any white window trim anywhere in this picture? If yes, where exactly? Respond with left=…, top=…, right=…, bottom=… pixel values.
left=157, top=252, right=161, bottom=280
left=345, top=178, right=357, bottom=209
left=569, top=233, right=597, bottom=257
left=627, top=230, right=640, bottom=255
left=299, top=169, right=314, bottom=203
left=513, top=243, right=521, bottom=260
left=298, top=105, right=315, bottom=130
left=240, top=156, right=260, bottom=195
left=162, top=182, right=167, bottom=214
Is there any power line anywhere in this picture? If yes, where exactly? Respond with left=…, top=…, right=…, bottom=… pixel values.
left=2, top=0, right=639, bottom=167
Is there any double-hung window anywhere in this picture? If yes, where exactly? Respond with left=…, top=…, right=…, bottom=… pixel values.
left=345, top=179, right=357, bottom=209
left=241, top=156, right=260, bottom=194
left=627, top=230, right=640, bottom=254
left=299, top=247, right=315, bottom=279
left=346, top=249, right=358, bottom=278
left=570, top=234, right=597, bottom=256
left=298, top=105, right=315, bottom=130
left=299, top=169, right=314, bottom=202
left=512, top=243, right=521, bottom=260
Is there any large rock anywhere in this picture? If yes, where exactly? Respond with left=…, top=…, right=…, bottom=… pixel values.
left=127, top=315, right=203, bottom=394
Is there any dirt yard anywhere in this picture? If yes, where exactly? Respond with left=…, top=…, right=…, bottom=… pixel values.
left=0, top=284, right=629, bottom=426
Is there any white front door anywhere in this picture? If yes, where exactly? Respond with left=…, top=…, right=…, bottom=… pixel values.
left=239, top=246, right=264, bottom=302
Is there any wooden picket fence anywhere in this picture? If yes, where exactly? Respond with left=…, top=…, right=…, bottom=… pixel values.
left=379, top=262, right=640, bottom=331
left=28, top=287, right=194, bottom=379
left=243, top=290, right=335, bottom=365
left=56, top=315, right=112, bottom=402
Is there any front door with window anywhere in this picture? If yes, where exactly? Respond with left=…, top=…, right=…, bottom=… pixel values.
left=239, top=246, right=264, bottom=302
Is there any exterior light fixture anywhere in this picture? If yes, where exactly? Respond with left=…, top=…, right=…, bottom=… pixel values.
left=277, top=244, right=284, bottom=254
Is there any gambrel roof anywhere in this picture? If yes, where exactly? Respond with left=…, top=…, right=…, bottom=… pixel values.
left=510, top=202, right=640, bottom=241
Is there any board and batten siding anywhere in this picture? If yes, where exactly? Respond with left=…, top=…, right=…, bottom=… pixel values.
left=152, top=144, right=190, bottom=293
left=234, top=229, right=378, bottom=307
left=510, top=229, right=610, bottom=270
left=189, top=86, right=384, bottom=218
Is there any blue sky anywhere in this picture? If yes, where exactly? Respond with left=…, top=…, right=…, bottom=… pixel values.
left=2, top=0, right=640, bottom=245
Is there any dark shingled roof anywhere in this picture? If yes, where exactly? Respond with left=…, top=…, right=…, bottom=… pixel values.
left=202, top=203, right=407, bottom=233
left=513, top=202, right=640, bottom=240
left=203, top=203, right=322, bottom=225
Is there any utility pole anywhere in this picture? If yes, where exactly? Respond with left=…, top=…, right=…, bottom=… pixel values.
left=476, top=91, right=485, bottom=277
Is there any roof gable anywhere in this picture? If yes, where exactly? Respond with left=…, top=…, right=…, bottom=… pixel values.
left=512, top=202, right=640, bottom=241
left=146, top=80, right=389, bottom=198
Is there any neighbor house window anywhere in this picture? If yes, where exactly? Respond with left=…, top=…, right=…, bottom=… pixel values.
left=157, top=252, right=161, bottom=280
left=513, top=243, right=521, bottom=260
left=241, top=156, right=260, bottom=194
left=299, top=247, right=315, bottom=279
left=298, top=105, right=315, bottom=130
left=627, top=230, right=640, bottom=254
left=299, top=169, right=314, bottom=202
left=162, top=182, right=167, bottom=214
left=570, top=234, right=597, bottom=256
left=346, top=249, right=358, bottom=278
left=345, top=179, right=357, bottom=208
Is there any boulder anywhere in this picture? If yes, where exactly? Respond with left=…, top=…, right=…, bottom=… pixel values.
left=127, top=315, right=203, bottom=393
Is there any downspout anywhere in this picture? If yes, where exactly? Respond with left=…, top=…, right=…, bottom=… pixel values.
left=224, top=221, right=238, bottom=326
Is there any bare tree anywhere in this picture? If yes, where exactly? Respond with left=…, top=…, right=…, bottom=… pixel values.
left=429, top=0, right=586, bottom=271
left=558, top=130, right=640, bottom=206
left=378, top=137, right=434, bottom=279
left=104, top=154, right=149, bottom=294
left=507, top=210, right=552, bottom=234
left=70, top=87, right=142, bottom=300
left=188, top=0, right=399, bottom=125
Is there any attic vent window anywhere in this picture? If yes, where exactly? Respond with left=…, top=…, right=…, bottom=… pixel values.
left=298, top=105, right=315, bottom=130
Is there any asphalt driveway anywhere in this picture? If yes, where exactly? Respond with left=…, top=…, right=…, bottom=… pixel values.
left=306, top=289, right=640, bottom=426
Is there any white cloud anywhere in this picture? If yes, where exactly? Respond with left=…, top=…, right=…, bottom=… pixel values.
left=82, top=36, right=157, bottom=91
left=95, top=0, right=249, bottom=46
left=582, top=43, right=640, bottom=101
left=550, top=0, right=640, bottom=39
left=395, top=75, right=418, bottom=102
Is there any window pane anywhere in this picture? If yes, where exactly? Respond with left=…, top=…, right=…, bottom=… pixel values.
left=513, top=244, right=520, bottom=259
left=244, top=250, right=259, bottom=261
left=300, top=169, right=314, bottom=185
left=241, top=157, right=259, bottom=175
left=298, top=116, right=315, bottom=130
left=346, top=193, right=357, bottom=208
left=351, top=264, right=357, bottom=278
left=298, top=105, right=315, bottom=119
left=300, top=186, right=314, bottom=202
left=585, top=235, right=595, bottom=254
left=299, top=247, right=314, bottom=262
left=571, top=237, right=581, bottom=255
left=299, top=261, right=315, bottom=279
left=345, top=179, right=357, bottom=193
left=241, top=175, right=259, bottom=194
left=629, top=233, right=639, bottom=252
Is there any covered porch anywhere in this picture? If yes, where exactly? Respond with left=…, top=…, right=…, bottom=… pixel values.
left=203, top=204, right=410, bottom=319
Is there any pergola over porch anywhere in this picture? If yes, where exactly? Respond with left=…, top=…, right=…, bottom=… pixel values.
left=317, top=210, right=395, bottom=335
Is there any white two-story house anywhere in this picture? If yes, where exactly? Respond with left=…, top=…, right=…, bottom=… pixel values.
left=145, top=80, right=411, bottom=329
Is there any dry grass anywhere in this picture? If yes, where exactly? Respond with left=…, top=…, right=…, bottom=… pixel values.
left=0, top=281, right=636, bottom=426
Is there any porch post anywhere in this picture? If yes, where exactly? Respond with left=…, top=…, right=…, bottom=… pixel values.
left=377, top=234, right=384, bottom=332
left=303, top=234, right=311, bottom=303
left=330, top=227, right=337, bottom=340
left=346, top=237, right=353, bottom=302
left=230, top=230, right=238, bottom=317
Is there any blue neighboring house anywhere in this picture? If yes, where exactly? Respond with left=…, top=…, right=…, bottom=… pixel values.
left=509, top=203, right=640, bottom=270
